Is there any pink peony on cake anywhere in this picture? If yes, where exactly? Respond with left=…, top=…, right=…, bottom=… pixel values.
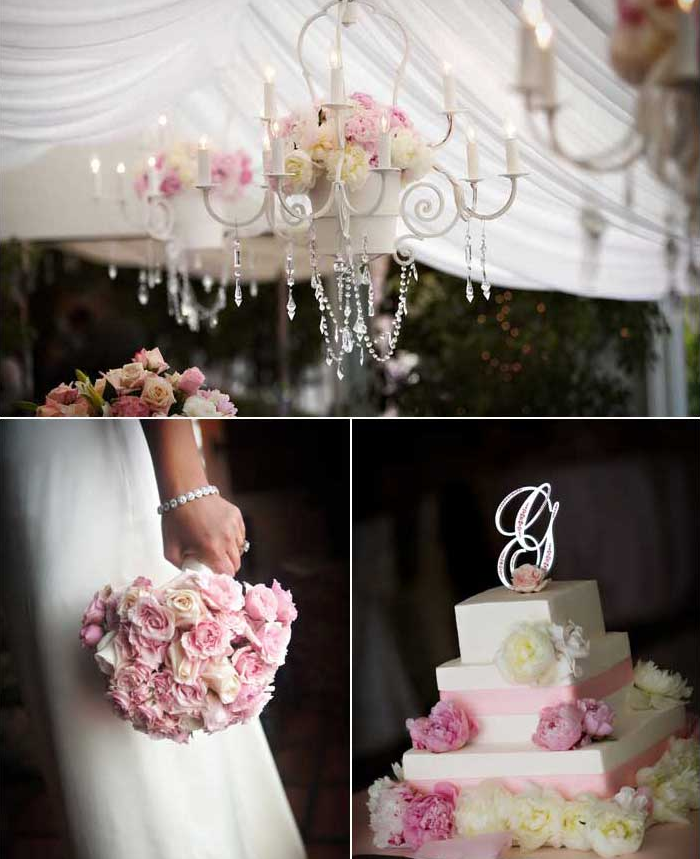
left=368, top=484, right=698, bottom=856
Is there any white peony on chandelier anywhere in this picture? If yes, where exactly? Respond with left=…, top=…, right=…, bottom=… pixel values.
left=191, top=0, right=527, bottom=378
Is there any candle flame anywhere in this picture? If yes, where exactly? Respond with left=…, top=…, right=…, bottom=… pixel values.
left=199, top=135, right=208, bottom=150
left=158, top=114, right=167, bottom=126
left=677, top=0, right=694, bottom=11
left=381, top=112, right=390, bottom=134
left=271, top=120, right=280, bottom=138
left=147, top=155, right=156, bottom=168
left=467, top=126, right=476, bottom=143
left=116, top=162, right=126, bottom=174
left=264, top=64, right=276, bottom=83
left=504, top=120, right=517, bottom=139
left=90, top=157, right=101, bottom=174
left=535, top=20, right=553, bottom=49
left=522, top=0, right=544, bottom=27
left=329, top=48, right=341, bottom=69
left=443, top=61, right=452, bottom=75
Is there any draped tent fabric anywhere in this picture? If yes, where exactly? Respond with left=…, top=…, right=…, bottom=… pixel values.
left=0, top=0, right=694, bottom=299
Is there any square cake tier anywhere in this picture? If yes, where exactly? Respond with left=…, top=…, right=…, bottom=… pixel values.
left=455, top=580, right=605, bottom=663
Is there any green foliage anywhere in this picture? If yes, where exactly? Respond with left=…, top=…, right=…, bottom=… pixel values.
left=685, top=296, right=700, bottom=417
left=378, top=264, right=668, bottom=416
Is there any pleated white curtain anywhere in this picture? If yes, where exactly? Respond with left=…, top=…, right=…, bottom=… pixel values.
left=0, top=0, right=692, bottom=299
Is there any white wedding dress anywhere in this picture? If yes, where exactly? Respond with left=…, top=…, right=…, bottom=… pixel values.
left=0, top=421, right=306, bottom=859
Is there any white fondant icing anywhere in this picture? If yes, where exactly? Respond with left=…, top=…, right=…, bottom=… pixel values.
left=401, top=704, right=686, bottom=781
left=437, top=632, right=630, bottom=691
left=455, top=580, right=605, bottom=664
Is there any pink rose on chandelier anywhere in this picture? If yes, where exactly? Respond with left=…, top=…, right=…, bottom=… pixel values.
left=134, top=144, right=254, bottom=200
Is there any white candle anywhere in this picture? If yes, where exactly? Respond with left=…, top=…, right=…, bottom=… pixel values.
left=518, top=22, right=541, bottom=92
left=504, top=122, right=521, bottom=173
left=535, top=21, right=557, bottom=107
left=271, top=121, right=285, bottom=173
left=262, top=126, right=272, bottom=174
left=466, top=127, right=479, bottom=181
left=197, top=136, right=211, bottom=185
left=90, top=157, right=102, bottom=198
left=263, top=66, right=276, bottom=118
left=378, top=112, right=392, bottom=168
left=157, top=113, right=167, bottom=149
left=147, top=155, right=160, bottom=196
left=442, top=61, right=457, bottom=112
left=116, top=162, right=126, bottom=200
left=329, top=49, right=345, bottom=103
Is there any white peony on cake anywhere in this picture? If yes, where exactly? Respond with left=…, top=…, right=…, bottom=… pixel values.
left=368, top=483, right=698, bottom=856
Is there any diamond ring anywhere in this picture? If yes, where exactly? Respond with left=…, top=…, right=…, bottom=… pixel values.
left=242, top=540, right=251, bottom=554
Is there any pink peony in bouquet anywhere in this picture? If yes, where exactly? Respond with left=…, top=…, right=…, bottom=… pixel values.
left=80, top=565, right=297, bottom=743
left=31, top=347, right=237, bottom=417
left=134, top=143, right=253, bottom=200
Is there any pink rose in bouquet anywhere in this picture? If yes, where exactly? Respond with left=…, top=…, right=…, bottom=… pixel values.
left=402, top=782, right=457, bottom=850
left=80, top=567, right=296, bottom=742
left=406, top=700, right=477, bottom=753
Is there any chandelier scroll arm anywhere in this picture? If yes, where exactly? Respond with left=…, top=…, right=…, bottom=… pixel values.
left=142, top=196, right=176, bottom=242
left=338, top=170, right=388, bottom=217
left=198, top=186, right=269, bottom=229
left=458, top=175, right=524, bottom=222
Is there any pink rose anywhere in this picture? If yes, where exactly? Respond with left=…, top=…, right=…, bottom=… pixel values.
left=181, top=619, right=232, bottom=660
left=177, top=367, right=206, bottom=395
left=193, top=569, right=244, bottom=612
left=226, top=683, right=272, bottom=721
left=533, top=703, right=584, bottom=751
left=389, top=106, right=413, bottom=129
left=107, top=688, right=132, bottom=719
left=512, top=564, right=548, bottom=593
left=131, top=594, right=175, bottom=642
left=170, top=679, right=207, bottom=715
left=406, top=700, right=477, bottom=753
left=46, top=382, right=80, bottom=405
left=80, top=623, right=104, bottom=648
left=111, top=396, right=150, bottom=417
left=257, top=622, right=291, bottom=666
left=349, top=91, right=377, bottom=110
left=132, top=347, right=169, bottom=374
left=159, top=169, right=182, bottom=197
left=83, top=592, right=106, bottom=625
left=402, top=782, right=457, bottom=850
left=114, top=661, right=153, bottom=692
left=37, top=397, right=91, bottom=417
left=133, top=701, right=164, bottom=732
left=152, top=670, right=176, bottom=708
left=245, top=584, right=278, bottom=622
left=231, top=647, right=276, bottom=687
left=132, top=576, right=153, bottom=588
left=271, top=579, right=298, bottom=625
left=577, top=698, right=615, bottom=738
left=202, top=690, right=231, bottom=733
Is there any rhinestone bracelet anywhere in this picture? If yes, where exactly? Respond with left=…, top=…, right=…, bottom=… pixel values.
left=157, top=485, right=219, bottom=515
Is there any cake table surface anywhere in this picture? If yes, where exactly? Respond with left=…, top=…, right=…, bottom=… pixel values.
left=352, top=792, right=699, bottom=858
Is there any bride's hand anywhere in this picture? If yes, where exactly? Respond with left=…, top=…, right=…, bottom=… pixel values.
left=161, top=495, right=247, bottom=576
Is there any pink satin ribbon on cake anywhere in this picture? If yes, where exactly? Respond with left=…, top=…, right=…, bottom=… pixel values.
left=440, top=658, right=634, bottom=715
left=413, top=832, right=512, bottom=859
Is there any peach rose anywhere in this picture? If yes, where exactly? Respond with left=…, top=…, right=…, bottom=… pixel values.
left=133, top=347, right=169, bottom=373
left=140, top=374, right=175, bottom=415
left=201, top=658, right=242, bottom=704
left=119, top=362, right=147, bottom=390
left=166, top=639, right=202, bottom=686
left=512, top=564, right=548, bottom=593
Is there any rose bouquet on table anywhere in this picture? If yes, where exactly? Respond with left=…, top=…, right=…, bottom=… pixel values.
left=29, top=347, right=237, bottom=417
left=80, top=566, right=297, bottom=743
left=278, top=91, right=433, bottom=195
left=134, top=142, right=253, bottom=199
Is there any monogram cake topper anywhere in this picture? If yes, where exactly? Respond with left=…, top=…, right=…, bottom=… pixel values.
left=495, top=483, right=559, bottom=592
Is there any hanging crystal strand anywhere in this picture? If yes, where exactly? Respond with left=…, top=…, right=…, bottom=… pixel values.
left=340, top=245, right=354, bottom=354
left=232, top=229, right=243, bottom=307
left=361, top=234, right=374, bottom=317
left=249, top=248, right=259, bottom=297
left=285, top=241, right=296, bottom=320
left=108, top=263, right=118, bottom=280
left=480, top=221, right=491, bottom=300
left=137, top=269, right=149, bottom=306
left=202, top=274, right=214, bottom=294
left=464, top=218, right=474, bottom=303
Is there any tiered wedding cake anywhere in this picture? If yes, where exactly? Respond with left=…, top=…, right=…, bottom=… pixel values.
left=401, top=579, right=686, bottom=797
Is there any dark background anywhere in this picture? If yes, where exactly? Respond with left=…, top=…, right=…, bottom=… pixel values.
left=351, top=419, right=700, bottom=792
left=0, top=419, right=350, bottom=859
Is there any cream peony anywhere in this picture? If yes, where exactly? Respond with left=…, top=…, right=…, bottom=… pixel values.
left=163, top=588, right=205, bottom=628
left=587, top=802, right=646, bottom=858
left=390, top=128, right=433, bottom=183
left=201, top=658, right=242, bottom=704
left=495, top=622, right=558, bottom=685
left=166, top=143, right=197, bottom=188
left=628, top=660, right=693, bottom=710
left=301, top=121, right=336, bottom=166
left=560, top=795, right=601, bottom=851
left=454, top=781, right=512, bottom=836
left=636, top=739, right=700, bottom=823
left=325, top=144, right=370, bottom=191
left=283, top=149, right=316, bottom=194
left=182, top=395, right=218, bottom=417
left=507, top=784, right=565, bottom=851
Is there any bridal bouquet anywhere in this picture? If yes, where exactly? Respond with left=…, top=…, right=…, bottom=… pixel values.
left=278, top=91, right=432, bottom=194
left=134, top=142, right=253, bottom=200
left=32, top=347, right=237, bottom=417
left=80, top=566, right=297, bottom=743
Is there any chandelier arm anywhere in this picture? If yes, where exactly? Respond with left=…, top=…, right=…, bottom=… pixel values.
left=198, top=187, right=269, bottom=229
left=265, top=194, right=313, bottom=243
left=273, top=187, right=313, bottom=225
left=427, top=112, right=455, bottom=151
left=392, top=233, right=421, bottom=266
left=459, top=177, right=520, bottom=222
left=544, top=108, right=647, bottom=173
left=143, top=197, right=175, bottom=241
left=118, top=199, right=151, bottom=234
left=338, top=170, right=387, bottom=216
left=399, top=178, right=461, bottom=238
left=310, top=181, right=344, bottom=220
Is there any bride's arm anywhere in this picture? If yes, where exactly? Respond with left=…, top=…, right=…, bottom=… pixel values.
left=141, top=422, right=246, bottom=575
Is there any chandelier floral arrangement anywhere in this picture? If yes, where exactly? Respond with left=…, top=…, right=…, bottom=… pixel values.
left=194, top=0, right=526, bottom=379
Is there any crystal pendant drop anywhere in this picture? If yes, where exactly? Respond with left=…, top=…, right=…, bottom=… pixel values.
left=336, top=364, right=344, bottom=381
left=287, top=289, right=296, bottom=321
left=208, top=314, right=219, bottom=331
left=464, top=220, right=473, bottom=304
left=108, top=264, right=117, bottom=280
left=249, top=280, right=258, bottom=298
left=466, top=282, right=474, bottom=303
left=202, top=274, right=213, bottom=294
left=480, top=222, right=490, bottom=300
left=234, top=280, right=243, bottom=307
left=341, top=326, right=354, bottom=353
left=137, top=283, right=149, bottom=306
left=359, top=346, right=364, bottom=366
left=326, top=351, right=333, bottom=367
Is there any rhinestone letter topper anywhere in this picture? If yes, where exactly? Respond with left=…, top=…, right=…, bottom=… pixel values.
left=495, top=483, right=559, bottom=590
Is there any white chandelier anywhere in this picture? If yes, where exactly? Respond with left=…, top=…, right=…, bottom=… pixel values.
left=193, top=0, right=527, bottom=378
left=515, top=0, right=699, bottom=267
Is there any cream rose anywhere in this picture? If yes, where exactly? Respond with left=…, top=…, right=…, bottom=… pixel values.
left=587, top=803, right=646, bottom=858
left=284, top=149, right=316, bottom=194
left=94, top=631, right=126, bottom=676
left=141, top=374, right=175, bottom=415
left=201, top=658, right=242, bottom=704
left=495, top=622, right=558, bottom=685
left=454, top=781, right=513, bottom=836
left=390, top=128, right=432, bottom=183
left=628, top=660, right=693, bottom=710
left=325, top=144, right=370, bottom=191
left=508, top=785, right=565, bottom=851
left=166, top=639, right=202, bottom=686
left=119, top=362, right=146, bottom=390
left=118, top=584, right=151, bottom=621
left=163, top=588, right=205, bottom=628
left=182, top=395, right=218, bottom=417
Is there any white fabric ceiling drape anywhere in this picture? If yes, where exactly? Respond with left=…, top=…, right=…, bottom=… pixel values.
left=0, top=0, right=694, bottom=299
